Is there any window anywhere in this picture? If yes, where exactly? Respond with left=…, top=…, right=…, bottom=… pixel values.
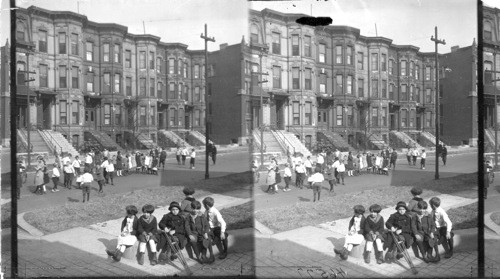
left=194, top=64, right=200, bottom=79
left=115, top=104, right=122, bottom=125
left=305, top=102, right=312, bottom=125
left=126, top=77, right=132, bottom=96
left=16, top=24, right=25, bottom=41
left=178, top=60, right=182, bottom=75
left=103, top=43, right=110, bottom=62
left=125, top=50, right=131, bottom=68
left=273, top=66, right=281, bottom=89
left=346, top=46, right=353, bottom=65
left=150, top=106, right=155, bottom=125
left=319, top=44, right=326, bottom=63
left=372, top=107, right=378, bottom=127
left=347, top=106, right=353, bottom=126
left=157, top=82, right=162, bottom=97
left=401, top=109, right=407, bottom=127
left=389, top=84, right=394, bottom=100
left=194, top=110, right=200, bottom=126
left=71, top=34, right=78, bottom=55
left=382, top=80, right=387, bottom=98
left=401, top=60, right=407, bottom=76
left=416, top=87, right=420, bottom=103
left=358, top=79, right=364, bottom=97
left=381, top=54, right=387, bottom=71
left=293, top=102, right=300, bottom=125
left=426, top=111, right=432, bottom=127
left=410, top=85, right=414, bottom=101
left=485, top=21, right=493, bottom=41
left=72, top=101, right=79, bottom=125
left=320, top=74, right=326, bottom=93
left=305, top=68, right=312, bottom=90
left=346, top=75, right=353, bottom=94
left=169, top=83, right=175, bottom=99
left=114, top=74, right=121, bottom=93
left=86, top=42, right=94, bottom=61
left=139, top=51, right=146, bottom=69
left=184, top=63, right=188, bottom=78
left=103, top=104, right=111, bottom=125
left=195, top=86, right=200, bottom=101
left=150, top=78, right=155, bottom=96
left=140, top=106, right=146, bottom=126
left=401, top=84, right=407, bottom=101
left=39, top=64, right=48, bottom=87
left=372, top=79, right=378, bottom=98
left=86, top=75, right=94, bottom=92
left=357, top=52, right=364, bottom=70
left=335, top=46, right=343, bottom=64
left=292, top=35, right=299, bottom=56
left=335, top=75, right=343, bottom=95
left=103, top=73, right=111, bottom=93
left=371, top=54, right=378, bottom=71
left=272, top=32, right=281, bottom=54
left=169, top=108, right=177, bottom=127
left=382, top=107, right=387, bottom=126
left=140, top=78, right=146, bottom=96
left=425, top=89, right=432, bottom=103
left=304, top=36, right=311, bottom=57
left=409, top=61, right=414, bottom=77
left=39, top=30, right=47, bottom=53
left=425, top=66, right=431, bottom=80
left=336, top=105, right=343, bottom=126
left=415, top=65, right=420, bottom=80
left=184, top=85, right=189, bottom=101
left=114, top=44, right=120, bottom=63
left=60, top=100, right=67, bottom=124
left=410, top=109, right=415, bottom=127
left=169, top=58, right=175, bottom=74
left=59, top=66, right=67, bottom=88
left=71, top=67, right=79, bottom=89
left=154, top=57, right=161, bottom=73
left=59, top=32, right=66, bottom=54
left=389, top=59, right=394, bottom=75
left=292, top=67, right=300, bottom=89
left=250, top=24, right=259, bottom=44
left=149, top=51, right=154, bottom=69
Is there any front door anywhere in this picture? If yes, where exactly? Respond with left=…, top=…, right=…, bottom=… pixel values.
left=390, top=114, right=396, bottom=130
left=42, top=98, right=51, bottom=129
left=72, top=134, right=79, bottom=149
left=318, top=109, right=328, bottom=130
left=85, top=108, right=96, bottom=129
left=276, top=99, right=285, bottom=130
left=185, top=114, right=190, bottom=129
left=416, top=116, right=421, bottom=131
left=158, top=112, right=164, bottom=129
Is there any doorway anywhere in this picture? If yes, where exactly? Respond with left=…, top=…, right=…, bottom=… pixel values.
left=85, top=108, right=96, bottom=129
left=416, top=116, right=421, bottom=131
left=390, top=114, right=396, bottom=130
left=185, top=114, right=190, bottom=130
left=17, top=105, right=28, bottom=129
left=318, top=109, right=328, bottom=130
left=72, top=134, right=79, bottom=149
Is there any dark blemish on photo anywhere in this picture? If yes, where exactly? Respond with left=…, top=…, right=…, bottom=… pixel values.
left=296, top=17, right=332, bottom=27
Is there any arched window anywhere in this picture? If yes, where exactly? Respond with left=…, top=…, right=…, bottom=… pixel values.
left=250, top=24, right=259, bottom=44
left=485, top=21, right=493, bottom=41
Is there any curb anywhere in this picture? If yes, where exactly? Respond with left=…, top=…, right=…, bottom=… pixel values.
left=17, top=212, right=44, bottom=237
left=485, top=212, right=500, bottom=235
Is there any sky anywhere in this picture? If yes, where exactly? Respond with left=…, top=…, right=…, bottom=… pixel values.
left=250, top=0, right=478, bottom=53
left=1, top=0, right=248, bottom=51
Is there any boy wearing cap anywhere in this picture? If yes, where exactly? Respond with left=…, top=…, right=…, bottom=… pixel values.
left=186, top=201, right=212, bottom=264
left=384, top=201, right=414, bottom=263
left=158, top=201, right=189, bottom=262
left=334, top=205, right=366, bottom=260
left=430, top=197, right=454, bottom=259
left=412, top=200, right=438, bottom=263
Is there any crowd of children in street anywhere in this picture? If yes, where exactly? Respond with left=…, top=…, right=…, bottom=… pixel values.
left=334, top=187, right=454, bottom=266
left=105, top=188, right=229, bottom=267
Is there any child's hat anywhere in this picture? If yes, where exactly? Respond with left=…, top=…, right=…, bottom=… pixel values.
left=395, top=201, right=408, bottom=211
left=169, top=201, right=181, bottom=211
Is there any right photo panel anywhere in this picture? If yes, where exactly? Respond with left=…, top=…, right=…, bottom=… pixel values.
left=249, top=0, right=498, bottom=277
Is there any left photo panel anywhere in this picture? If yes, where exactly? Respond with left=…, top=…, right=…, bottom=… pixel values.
left=1, top=0, right=254, bottom=277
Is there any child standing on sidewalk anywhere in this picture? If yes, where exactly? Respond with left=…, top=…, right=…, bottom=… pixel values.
left=325, top=162, right=337, bottom=194
left=190, top=148, right=196, bottom=169
left=336, top=159, right=346, bottom=185
left=137, top=204, right=159, bottom=265
left=51, top=163, right=60, bottom=192
left=283, top=163, right=292, bottom=192
left=95, top=163, right=105, bottom=193
left=420, top=149, right=427, bottom=170
left=203, top=197, right=228, bottom=261
left=364, top=204, right=385, bottom=264
left=430, top=197, right=454, bottom=259
left=308, top=166, right=324, bottom=202
left=81, top=167, right=93, bottom=202
left=334, top=205, right=366, bottom=260
left=295, top=161, right=306, bottom=189
left=106, top=205, right=139, bottom=262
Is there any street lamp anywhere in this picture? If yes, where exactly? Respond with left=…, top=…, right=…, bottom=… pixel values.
left=431, top=27, right=445, bottom=180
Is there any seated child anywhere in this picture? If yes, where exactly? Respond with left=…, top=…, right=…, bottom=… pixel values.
left=137, top=204, right=159, bottom=265
left=157, top=202, right=188, bottom=262
left=186, top=201, right=212, bottom=264
left=412, top=200, right=438, bottom=263
left=106, top=205, right=139, bottom=261
left=384, top=201, right=414, bottom=263
left=203, top=197, right=229, bottom=261
left=334, top=205, right=366, bottom=260
left=430, top=197, right=454, bottom=259
left=363, top=204, right=385, bottom=264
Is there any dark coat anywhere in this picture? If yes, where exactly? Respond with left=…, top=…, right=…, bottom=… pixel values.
left=158, top=212, right=188, bottom=236
left=187, top=214, right=210, bottom=239
left=390, top=151, right=398, bottom=162
left=137, top=215, right=158, bottom=242
left=386, top=212, right=413, bottom=234
left=407, top=197, right=424, bottom=215
left=412, top=214, right=436, bottom=239
left=180, top=197, right=196, bottom=217
left=364, top=215, right=386, bottom=242
left=121, top=215, right=139, bottom=237
left=348, top=215, right=366, bottom=235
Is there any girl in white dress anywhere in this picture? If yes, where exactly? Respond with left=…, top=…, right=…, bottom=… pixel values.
left=106, top=205, right=139, bottom=261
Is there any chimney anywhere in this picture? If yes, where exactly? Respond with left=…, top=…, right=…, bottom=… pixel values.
left=451, top=45, right=459, bottom=52
left=220, top=43, right=228, bottom=50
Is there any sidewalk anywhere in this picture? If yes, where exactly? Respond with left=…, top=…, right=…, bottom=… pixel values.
left=9, top=193, right=254, bottom=277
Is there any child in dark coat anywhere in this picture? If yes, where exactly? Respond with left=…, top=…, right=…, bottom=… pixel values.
left=95, top=163, right=105, bottom=193
left=157, top=202, right=189, bottom=262
left=334, top=205, right=366, bottom=260
left=363, top=204, right=385, bottom=264
left=384, top=201, right=414, bottom=263
left=137, top=204, right=159, bottom=265
left=186, top=201, right=212, bottom=264
left=407, top=187, right=424, bottom=216
left=412, top=200, right=438, bottom=263
left=106, top=205, right=139, bottom=261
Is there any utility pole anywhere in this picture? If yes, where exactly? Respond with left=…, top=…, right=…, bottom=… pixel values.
left=255, top=49, right=269, bottom=169
left=431, top=26, right=445, bottom=180
left=200, top=23, right=215, bottom=180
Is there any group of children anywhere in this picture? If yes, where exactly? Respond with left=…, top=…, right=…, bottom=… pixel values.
left=334, top=187, right=454, bottom=265
left=406, top=147, right=428, bottom=170
left=175, top=146, right=197, bottom=169
left=106, top=188, right=229, bottom=266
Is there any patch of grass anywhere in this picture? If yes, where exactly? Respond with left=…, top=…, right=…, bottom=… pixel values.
left=448, top=202, right=478, bottom=230
left=1, top=202, right=11, bottom=229
left=490, top=211, right=500, bottom=227
left=255, top=186, right=443, bottom=233
left=186, top=171, right=253, bottom=199
left=220, top=201, right=253, bottom=230
left=415, top=173, right=478, bottom=199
